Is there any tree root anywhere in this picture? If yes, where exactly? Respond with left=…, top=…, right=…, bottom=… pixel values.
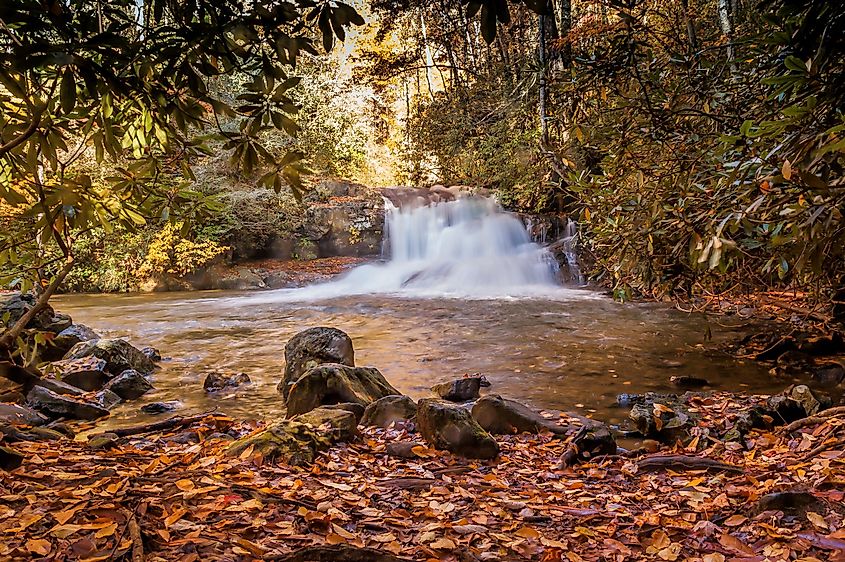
left=637, top=455, right=743, bottom=473
left=784, top=407, right=845, bottom=433
left=265, top=545, right=414, bottom=562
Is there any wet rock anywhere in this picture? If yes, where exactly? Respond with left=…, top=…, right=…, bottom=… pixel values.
left=26, top=386, right=109, bottom=420
left=361, top=395, right=418, bottom=428
left=0, top=403, right=48, bottom=426
left=285, top=364, right=400, bottom=417
left=386, top=441, right=424, bottom=459
left=140, top=401, right=181, bottom=414
left=629, top=401, right=691, bottom=443
left=812, top=361, right=845, bottom=386
left=294, top=406, right=359, bottom=443
left=226, top=420, right=337, bottom=466
left=45, top=357, right=110, bottom=391
left=55, top=324, right=100, bottom=346
left=88, top=432, right=119, bottom=450
left=21, top=427, right=67, bottom=441
left=431, top=375, right=490, bottom=402
left=279, top=327, right=355, bottom=399
left=0, top=445, right=25, bottom=471
left=560, top=422, right=617, bottom=466
left=95, top=389, right=122, bottom=410
left=44, top=312, right=73, bottom=333
left=0, top=293, right=57, bottom=331
left=33, top=377, right=86, bottom=397
left=754, top=335, right=796, bottom=361
left=203, top=372, right=251, bottom=392
left=416, top=398, right=499, bottom=459
left=65, top=338, right=155, bottom=375
left=216, top=269, right=267, bottom=290
left=104, top=369, right=154, bottom=400
left=471, top=395, right=567, bottom=435
left=767, top=384, right=825, bottom=420
left=669, top=376, right=710, bottom=389
left=141, top=346, right=162, bottom=362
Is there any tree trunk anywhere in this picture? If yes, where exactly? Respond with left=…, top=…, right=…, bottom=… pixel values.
left=717, top=0, right=737, bottom=74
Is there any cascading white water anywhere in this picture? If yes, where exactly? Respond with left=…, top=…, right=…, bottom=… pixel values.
left=274, top=197, right=568, bottom=299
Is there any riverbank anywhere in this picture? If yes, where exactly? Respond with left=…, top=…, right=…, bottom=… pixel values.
left=2, top=392, right=844, bottom=561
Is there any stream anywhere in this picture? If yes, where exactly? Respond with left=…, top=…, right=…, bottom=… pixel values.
left=54, top=198, right=782, bottom=428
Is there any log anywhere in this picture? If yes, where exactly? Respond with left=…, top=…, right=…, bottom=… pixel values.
left=265, top=545, right=414, bottom=562
left=637, top=455, right=743, bottom=473
left=127, top=514, right=144, bottom=562
left=97, top=412, right=217, bottom=438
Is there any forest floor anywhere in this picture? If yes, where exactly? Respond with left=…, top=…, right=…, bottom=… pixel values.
left=2, top=392, right=845, bottom=561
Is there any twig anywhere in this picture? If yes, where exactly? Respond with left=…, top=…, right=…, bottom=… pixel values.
left=801, top=437, right=845, bottom=462
left=637, top=455, right=743, bottom=473
left=128, top=513, right=144, bottom=562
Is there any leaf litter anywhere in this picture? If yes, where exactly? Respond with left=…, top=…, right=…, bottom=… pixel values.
left=1, top=391, right=844, bottom=561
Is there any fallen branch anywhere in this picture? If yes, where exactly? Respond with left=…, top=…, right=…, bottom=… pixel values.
left=265, top=545, right=414, bottom=562
left=784, top=407, right=845, bottom=433
left=760, top=296, right=832, bottom=324
left=127, top=514, right=144, bottom=562
left=801, top=437, right=845, bottom=461
left=376, top=477, right=436, bottom=490
left=98, top=411, right=217, bottom=438
left=637, top=455, right=743, bottom=473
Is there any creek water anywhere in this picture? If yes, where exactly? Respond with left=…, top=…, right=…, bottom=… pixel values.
left=54, top=198, right=781, bottom=428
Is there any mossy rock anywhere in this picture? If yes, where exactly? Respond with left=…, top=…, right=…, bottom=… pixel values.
left=417, top=398, right=499, bottom=460
left=286, top=364, right=400, bottom=417
left=361, top=395, right=417, bottom=428
left=226, top=420, right=334, bottom=466
left=278, top=327, right=355, bottom=399
left=471, top=395, right=567, bottom=435
left=294, top=406, right=359, bottom=442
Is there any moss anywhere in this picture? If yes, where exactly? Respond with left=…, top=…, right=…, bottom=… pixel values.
left=226, top=420, right=332, bottom=466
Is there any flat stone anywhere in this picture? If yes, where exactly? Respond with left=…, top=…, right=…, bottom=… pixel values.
left=0, top=403, right=48, bottom=426
left=45, top=357, right=110, bottom=391
left=140, top=401, right=181, bottom=414
left=26, top=386, right=110, bottom=420
left=0, top=445, right=25, bottom=471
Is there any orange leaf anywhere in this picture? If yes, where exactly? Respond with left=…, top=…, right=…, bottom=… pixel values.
left=516, top=526, right=542, bottom=539
left=26, top=539, right=51, bottom=556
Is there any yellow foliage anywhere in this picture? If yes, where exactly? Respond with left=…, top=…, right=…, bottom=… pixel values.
left=138, top=222, right=228, bottom=277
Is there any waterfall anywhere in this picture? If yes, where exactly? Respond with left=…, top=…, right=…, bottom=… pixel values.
left=277, top=197, right=566, bottom=299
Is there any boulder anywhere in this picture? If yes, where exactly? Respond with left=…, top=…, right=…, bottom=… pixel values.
left=385, top=441, right=424, bottom=459
left=203, top=372, right=251, bottom=392
left=226, top=420, right=336, bottom=466
left=140, top=401, right=181, bottom=414
left=0, top=293, right=57, bottom=331
left=294, top=406, right=359, bottom=443
left=279, top=327, right=355, bottom=399
left=44, top=312, right=73, bottom=333
left=26, top=386, right=109, bottom=420
left=286, top=364, right=400, bottom=417
left=813, top=362, right=845, bottom=386
left=104, top=370, right=154, bottom=400
left=45, top=357, right=110, bottom=391
left=0, top=403, right=48, bottom=427
left=33, top=377, right=86, bottom=397
left=361, top=395, right=418, bottom=428
left=64, top=338, right=156, bottom=375
left=416, top=399, right=499, bottom=459
left=431, top=375, right=490, bottom=402
left=55, top=324, right=100, bottom=347
left=471, top=395, right=567, bottom=435
left=88, top=433, right=119, bottom=450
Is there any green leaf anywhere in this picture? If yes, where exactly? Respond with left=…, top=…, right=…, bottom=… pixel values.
left=60, top=69, right=77, bottom=114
